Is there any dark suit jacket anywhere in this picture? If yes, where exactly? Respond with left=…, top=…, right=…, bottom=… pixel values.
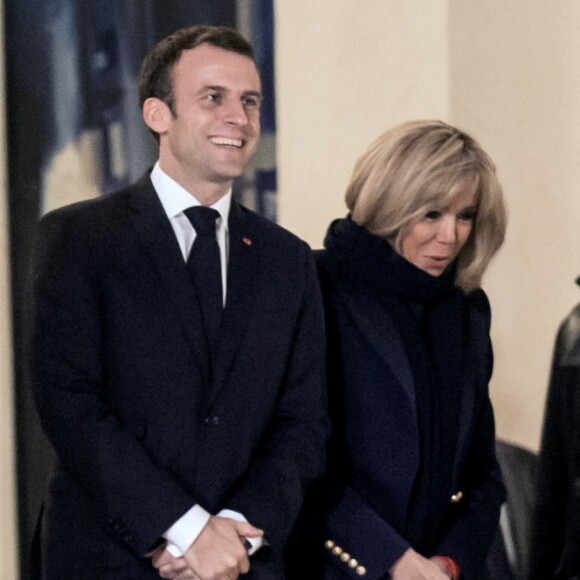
left=530, top=297, right=580, bottom=580
left=288, top=254, right=504, bottom=580
left=27, top=174, right=328, bottom=579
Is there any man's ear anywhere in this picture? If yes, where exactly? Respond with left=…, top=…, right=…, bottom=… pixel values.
left=142, top=97, right=172, bottom=135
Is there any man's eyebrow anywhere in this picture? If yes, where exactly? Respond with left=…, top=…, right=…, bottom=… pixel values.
left=198, top=85, right=263, bottom=98
left=243, top=90, right=263, bottom=100
left=199, top=85, right=225, bottom=93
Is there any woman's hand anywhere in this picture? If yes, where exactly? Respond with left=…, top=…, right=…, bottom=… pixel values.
left=390, top=548, right=451, bottom=579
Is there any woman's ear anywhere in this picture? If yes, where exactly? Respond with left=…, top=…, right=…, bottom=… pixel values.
left=142, top=97, right=172, bottom=136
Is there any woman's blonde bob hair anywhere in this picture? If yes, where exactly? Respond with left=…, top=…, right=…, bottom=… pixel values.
left=345, top=120, right=507, bottom=292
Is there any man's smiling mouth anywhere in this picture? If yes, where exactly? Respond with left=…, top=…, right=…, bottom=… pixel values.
left=210, top=137, right=243, bottom=148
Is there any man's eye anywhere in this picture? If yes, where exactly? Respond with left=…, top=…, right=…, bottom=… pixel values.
left=242, top=96, right=260, bottom=108
left=206, top=93, right=221, bottom=103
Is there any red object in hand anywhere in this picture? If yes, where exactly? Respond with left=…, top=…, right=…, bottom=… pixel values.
left=431, top=555, right=460, bottom=580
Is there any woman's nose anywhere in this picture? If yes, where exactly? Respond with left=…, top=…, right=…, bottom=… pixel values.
left=436, top=217, right=456, bottom=244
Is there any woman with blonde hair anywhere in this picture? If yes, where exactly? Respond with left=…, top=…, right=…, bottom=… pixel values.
left=288, top=120, right=507, bottom=579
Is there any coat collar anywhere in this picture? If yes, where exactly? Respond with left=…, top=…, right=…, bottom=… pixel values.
left=127, top=175, right=261, bottom=411
left=204, top=201, right=259, bottom=411
left=127, top=174, right=211, bottom=384
left=332, top=279, right=416, bottom=407
left=330, top=273, right=483, bottom=486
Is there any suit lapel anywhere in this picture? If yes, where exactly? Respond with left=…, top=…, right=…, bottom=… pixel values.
left=204, top=202, right=258, bottom=410
left=127, top=175, right=210, bottom=383
left=333, top=281, right=416, bottom=406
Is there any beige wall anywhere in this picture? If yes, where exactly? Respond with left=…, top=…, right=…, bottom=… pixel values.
left=0, top=0, right=20, bottom=573
left=448, top=2, right=580, bottom=452
left=276, top=0, right=580, bottom=451
left=276, top=1, right=451, bottom=244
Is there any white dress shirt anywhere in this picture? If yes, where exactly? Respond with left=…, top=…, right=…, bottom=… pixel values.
left=151, top=163, right=230, bottom=304
left=150, top=163, right=262, bottom=557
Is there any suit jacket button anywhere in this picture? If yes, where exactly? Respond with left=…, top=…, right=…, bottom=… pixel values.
left=205, top=416, right=220, bottom=426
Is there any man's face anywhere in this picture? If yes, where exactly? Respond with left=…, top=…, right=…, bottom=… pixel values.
left=151, top=43, right=262, bottom=196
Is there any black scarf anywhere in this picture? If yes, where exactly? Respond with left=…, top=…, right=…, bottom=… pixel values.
left=322, top=217, right=467, bottom=552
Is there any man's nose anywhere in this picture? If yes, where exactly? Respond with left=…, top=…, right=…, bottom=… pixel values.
left=223, top=98, right=249, bottom=125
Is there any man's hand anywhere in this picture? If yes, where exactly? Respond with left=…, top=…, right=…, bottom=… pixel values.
left=181, top=515, right=263, bottom=580
left=390, top=548, right=451, bottom=579
left=147, top=544, right=197, bottom=579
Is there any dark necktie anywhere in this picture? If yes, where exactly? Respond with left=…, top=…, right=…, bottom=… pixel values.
left=184, top=206, right=222, bottom=351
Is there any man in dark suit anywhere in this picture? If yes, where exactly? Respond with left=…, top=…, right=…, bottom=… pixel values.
left=530, top=276, right=580, bottom=580
left=28, top=25, right=327, bottom=580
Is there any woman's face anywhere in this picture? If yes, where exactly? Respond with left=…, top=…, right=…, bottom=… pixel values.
left=399, top=189, right=478, bottom=277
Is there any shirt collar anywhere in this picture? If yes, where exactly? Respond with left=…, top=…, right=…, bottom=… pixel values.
left=150, top=162, right=232, bottom=227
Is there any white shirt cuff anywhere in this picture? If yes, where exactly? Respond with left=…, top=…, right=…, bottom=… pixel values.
left=163, top=504, right=211, bottom=557
left=217, top=509, right=264, bottom=555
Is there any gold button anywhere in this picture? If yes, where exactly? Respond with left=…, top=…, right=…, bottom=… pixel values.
left=356, top=565, right=367, bottom=576
left=340, top=551, right=350, bottom=562
left=332, top=545, right=343, bottom=556
left=450, top=491, right=464, bottom=503
left=348, top=558, right=359, bottom=568
left=324, top=540, right=334, bottom=550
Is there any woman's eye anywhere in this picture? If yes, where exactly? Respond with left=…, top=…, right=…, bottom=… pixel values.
left=425, top=210, right=442, bottom=220
left=458, top=210, right=477, bottom=221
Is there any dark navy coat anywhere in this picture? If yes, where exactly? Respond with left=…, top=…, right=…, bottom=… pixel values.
left=289, top=250, right=504, bottom=580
